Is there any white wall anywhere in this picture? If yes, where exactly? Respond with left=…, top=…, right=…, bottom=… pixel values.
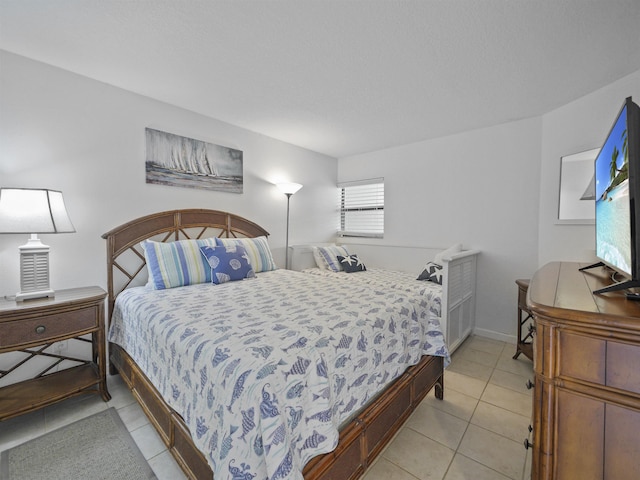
left=538, top=69, right=640, bottom=265
left=338, top=118, right=542, bottom=342
left=0, top=51, right=338, bottom=297
left=3, top=47, right=638, bottom=351
left=338, top=67, right=640, bottom=342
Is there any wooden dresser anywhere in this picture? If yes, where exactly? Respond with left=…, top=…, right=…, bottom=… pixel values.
left=527, top=262, right=640, bottom=480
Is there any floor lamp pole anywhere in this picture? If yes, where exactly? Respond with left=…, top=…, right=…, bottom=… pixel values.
left=285, top=193, right=292, bottom=269
left=276, top=182, right=302, bottom=269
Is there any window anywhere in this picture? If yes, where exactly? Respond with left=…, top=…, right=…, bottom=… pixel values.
left=338, top=178, right=384, bottom=238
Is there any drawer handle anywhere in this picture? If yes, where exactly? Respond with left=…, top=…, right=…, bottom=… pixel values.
left=524, top=438, right=533, bottom=450
left=35, top=325, right=46, bottom=334
left=528, top=424, right=533, bottom=433
left=526, top=379, right=534, bottom=390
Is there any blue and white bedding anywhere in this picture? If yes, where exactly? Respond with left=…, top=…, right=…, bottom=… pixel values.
left=302, top=267, right=443, bottom=317
left=108, top=269, right=448, bottom=480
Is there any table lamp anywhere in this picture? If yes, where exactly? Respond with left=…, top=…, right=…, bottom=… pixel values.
left=0, top=188, right=75, bottom=301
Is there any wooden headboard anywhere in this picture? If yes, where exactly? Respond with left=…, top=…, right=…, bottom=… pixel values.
left=102, top=209, right=269, bottom=322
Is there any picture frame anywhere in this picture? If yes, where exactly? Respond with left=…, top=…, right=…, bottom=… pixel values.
left=145, top=128, right=243, bottom=194
left=556, top=148, right=599, bottom=224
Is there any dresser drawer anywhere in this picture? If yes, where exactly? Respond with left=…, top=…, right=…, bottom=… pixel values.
left=558, top=330, right=606, bottom=385
left=606, top=341, right=640, bottom=395
left=558, top=330, right=640, bottom=394
left=0, top=307, right=98, bottom=349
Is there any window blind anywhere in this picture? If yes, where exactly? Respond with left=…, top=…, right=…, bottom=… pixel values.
left=338, top=178, right=384, bottom=238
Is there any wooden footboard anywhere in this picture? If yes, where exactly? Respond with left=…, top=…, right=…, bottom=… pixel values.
left=110, top=343, right=443, bottom=480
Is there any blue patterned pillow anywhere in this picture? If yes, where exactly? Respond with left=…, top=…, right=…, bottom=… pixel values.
left=337, top=254, right=367, bottom=273
left=142, top=238, right=217, bottom=290
left=316, top=245, right=350, bottom=272
left=417, top=262, right=443, bottom=284
left=200, top=244, right=256, bottom=284
left=217, top=236, right=276, bottom=272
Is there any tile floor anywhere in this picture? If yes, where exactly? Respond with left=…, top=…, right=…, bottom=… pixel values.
left=0, top=335, right=533, bottom=480
left=362, top=335, right=534, bottom=480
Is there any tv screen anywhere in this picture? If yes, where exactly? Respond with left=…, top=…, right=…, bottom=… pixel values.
left=595, top=103, right=632, bottom=276
left=587, top=96, right=640, bottom=294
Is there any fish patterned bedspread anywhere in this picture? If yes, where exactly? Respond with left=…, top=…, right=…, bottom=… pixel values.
left=301, top=267, right=442, bottom=317
left=108, top=269, right=449, bottom=480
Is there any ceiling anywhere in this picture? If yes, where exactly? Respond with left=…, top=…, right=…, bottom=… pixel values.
left=1, top=1, right=639, bottom=158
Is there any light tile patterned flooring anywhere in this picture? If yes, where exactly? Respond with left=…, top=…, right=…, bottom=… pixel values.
left=362, top=335, right=534, bottom=480
left=0, top=335, right=533, bottom=480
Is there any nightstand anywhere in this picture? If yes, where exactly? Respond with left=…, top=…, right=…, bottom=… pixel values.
left=0, top=286, right=110, bottom=421
left=513, top=278, right=534, bottom=361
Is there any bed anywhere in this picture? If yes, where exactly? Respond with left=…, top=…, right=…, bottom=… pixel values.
left=290, top=244, right=479, bottom=354
left=103, top=209, right=447, bottom=480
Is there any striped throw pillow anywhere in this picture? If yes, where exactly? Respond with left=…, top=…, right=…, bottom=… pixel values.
left=316, top=245, right=350, bottom=272
left=142, top=238, right=217, bottom=289
left=217, top=236, right=277, bottom=272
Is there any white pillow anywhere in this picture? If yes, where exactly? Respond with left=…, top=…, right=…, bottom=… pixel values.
left=312, top=246, right=327, bottom=270
left=434, top=243, right=463, bottom=264
left=313, top=245, right=350, bottom=272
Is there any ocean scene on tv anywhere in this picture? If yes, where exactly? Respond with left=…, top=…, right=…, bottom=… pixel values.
left=595, top=105, right=631, bottom=275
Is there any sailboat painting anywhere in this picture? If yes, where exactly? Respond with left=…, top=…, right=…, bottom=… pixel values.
left=145, top=128, right=243, bottom=193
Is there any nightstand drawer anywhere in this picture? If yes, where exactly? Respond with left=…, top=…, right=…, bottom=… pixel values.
left=0, top=306, right=98, bottom=349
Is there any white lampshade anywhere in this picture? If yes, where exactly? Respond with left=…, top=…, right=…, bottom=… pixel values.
left=0, top=188, right=75, bottom=233
left=276, top=182, right=303, bottom=196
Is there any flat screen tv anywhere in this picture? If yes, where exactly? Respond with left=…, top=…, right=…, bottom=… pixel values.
left=581, top=97, right=640, bottom=294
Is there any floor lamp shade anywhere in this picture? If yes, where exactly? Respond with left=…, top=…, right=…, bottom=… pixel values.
left=276, top=183, right=302, bottom=269
left=0, top=188, right=75, bottom=301
left=276, top=183, right=303, bottom=196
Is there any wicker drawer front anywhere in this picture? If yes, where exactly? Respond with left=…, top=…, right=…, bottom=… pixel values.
left=0, top=307, right=97, bottom=349
left=133, top=369, right=172, bottom=443
left=172, top=415, right=213, bottom=480
left=558, top=331, right=605, bottom=385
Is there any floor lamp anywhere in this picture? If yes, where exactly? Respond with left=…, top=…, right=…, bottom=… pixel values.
left=276, top=182, right=302, bottom=269
left=0, top=188, right=75, bottom=301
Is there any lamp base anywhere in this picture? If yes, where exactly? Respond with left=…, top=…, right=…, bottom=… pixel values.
left=16, top=289, right=55, bottom=302
left=16, top=234, right=54, bottom=302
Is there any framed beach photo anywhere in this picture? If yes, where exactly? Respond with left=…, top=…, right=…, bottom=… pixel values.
left=557, top=148, right=599, bottom=224
left=145, top=128, right=243, bottom=194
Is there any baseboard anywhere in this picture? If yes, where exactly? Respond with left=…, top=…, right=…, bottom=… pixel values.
left=473, top=327, right=517, bottom=345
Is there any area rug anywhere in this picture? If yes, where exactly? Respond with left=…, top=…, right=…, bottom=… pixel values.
left=0, top=407, right=157, bottom=480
